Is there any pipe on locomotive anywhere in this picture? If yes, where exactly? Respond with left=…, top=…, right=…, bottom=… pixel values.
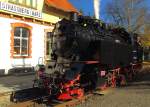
left=70, top=12, right=79, bottom=21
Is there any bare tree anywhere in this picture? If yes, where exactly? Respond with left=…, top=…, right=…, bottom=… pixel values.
left=141, top=16, right=150, bottom=46
left=105, top=0, right=148, bottom=33
left=144, top=23, right=150, bottom=35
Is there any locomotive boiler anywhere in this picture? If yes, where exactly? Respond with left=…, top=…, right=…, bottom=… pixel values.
left=11, top=14, right=143, bottom=102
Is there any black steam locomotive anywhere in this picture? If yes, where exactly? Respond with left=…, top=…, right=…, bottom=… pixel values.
left=42, top=15, right=142, bottom=100
left=11, top=14, right=143, bottom=102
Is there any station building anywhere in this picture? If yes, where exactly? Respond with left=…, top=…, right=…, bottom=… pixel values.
left=0, top=0, right=78, bottom=75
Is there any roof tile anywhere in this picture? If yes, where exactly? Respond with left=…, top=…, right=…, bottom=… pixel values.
left=45, top=0, right=78, bottom=12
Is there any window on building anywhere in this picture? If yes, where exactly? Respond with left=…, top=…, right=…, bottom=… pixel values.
left=14, top=27, right=29, bottom=56
left=31, top=0, right=38, bottom=9
left=11, top=23, right=32, bottom=58
left=9, top=0, right=37, bottom=9
left=8, top=0, right=19, bottom=3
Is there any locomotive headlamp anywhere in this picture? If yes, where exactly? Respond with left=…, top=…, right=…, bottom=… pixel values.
left=83, top=23, right=87, bottom=27
left=115, top=39, right=120, bottom=43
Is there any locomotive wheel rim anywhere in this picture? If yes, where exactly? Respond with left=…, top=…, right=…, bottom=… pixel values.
left=120, top=74, right=127, bottom=86
left=107, top=72, right=116, bottom=88
left=111, top=73, right=116, bottom=88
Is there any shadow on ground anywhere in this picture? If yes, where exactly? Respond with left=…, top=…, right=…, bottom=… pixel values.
left=124, top=65, right=150, bottom=90
left=0, top=74, right=35, bottom=93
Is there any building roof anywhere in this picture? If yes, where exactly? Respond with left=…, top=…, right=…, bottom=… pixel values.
left=45, top=0, right=78, bottom=13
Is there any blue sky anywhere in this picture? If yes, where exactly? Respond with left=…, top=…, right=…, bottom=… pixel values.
left=69, top=0, right=150, bottom=21
left=69, top=0, right=110, bottom=20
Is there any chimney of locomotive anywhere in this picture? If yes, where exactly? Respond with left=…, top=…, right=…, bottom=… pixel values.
left=70, top=12, right=78, bottom=21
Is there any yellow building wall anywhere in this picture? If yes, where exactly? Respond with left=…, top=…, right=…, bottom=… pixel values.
left=42, top=13, right=60, bottom=23
left=0, top=0, right=6, bottom=2
left=0, top=0, right=65, bottom=23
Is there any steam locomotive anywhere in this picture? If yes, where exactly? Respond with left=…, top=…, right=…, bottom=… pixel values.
left=11, top=14, right=143, bottom=102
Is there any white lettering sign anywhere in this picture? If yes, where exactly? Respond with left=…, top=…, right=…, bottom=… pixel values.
left=0, top=1, right=42, bottom=19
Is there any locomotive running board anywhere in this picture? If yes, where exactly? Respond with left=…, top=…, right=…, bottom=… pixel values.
left=49, top=60, right=99, bottom=64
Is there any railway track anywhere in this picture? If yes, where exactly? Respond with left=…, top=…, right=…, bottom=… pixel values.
left=0, top=88, right=113, bottom=107
left=7, top=94, right=93, bottom=107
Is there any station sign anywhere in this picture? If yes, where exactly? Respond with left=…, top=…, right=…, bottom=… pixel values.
left=0, top=1, right=42, bottom=19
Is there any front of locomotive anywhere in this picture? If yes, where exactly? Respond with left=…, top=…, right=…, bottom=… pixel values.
left=34, top=14, right=85, bottom=100
left=34, top=13, right=105, bottom=100
left=49, top=16, right=85, bottom=100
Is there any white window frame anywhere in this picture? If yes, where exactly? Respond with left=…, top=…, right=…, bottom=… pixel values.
left=14, top=27, right=29, bottom=56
